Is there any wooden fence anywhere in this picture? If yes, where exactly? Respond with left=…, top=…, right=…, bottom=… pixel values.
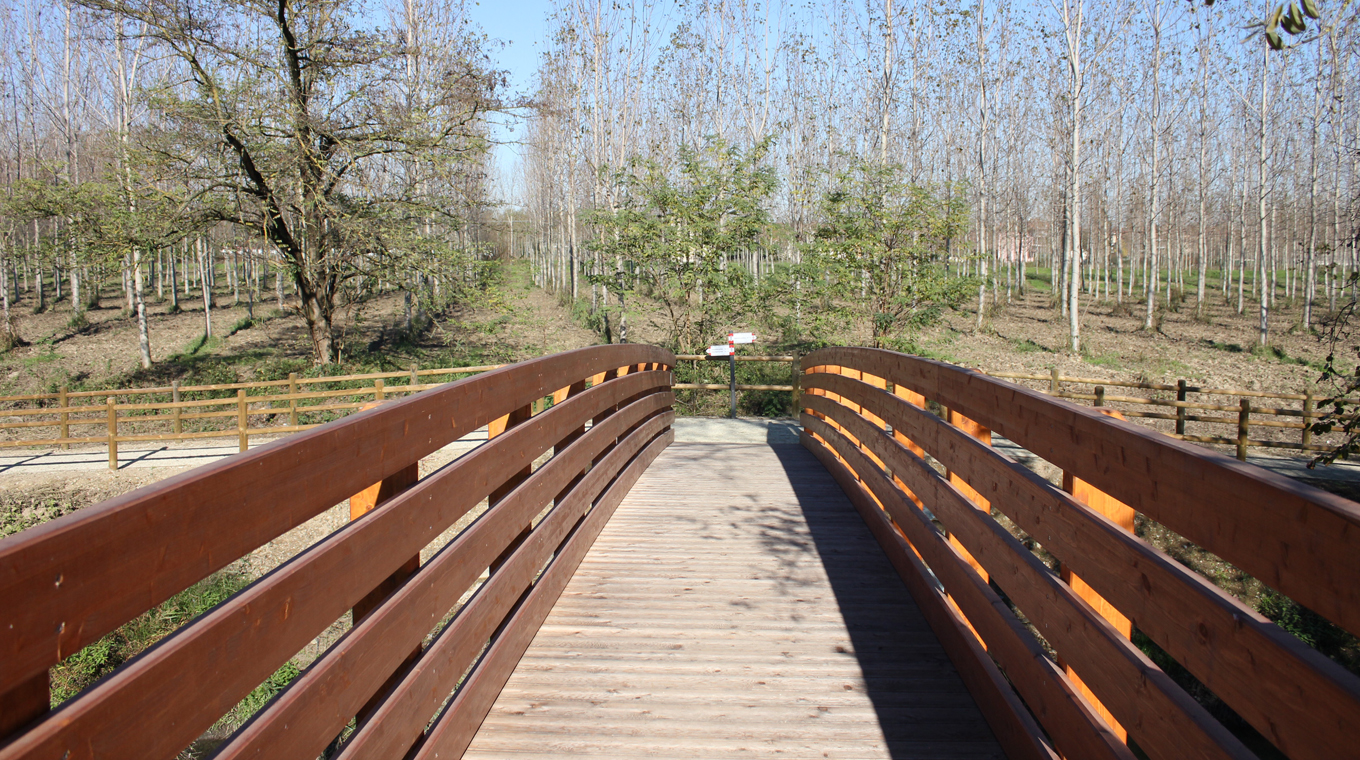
left=0, top=344, right=676, bottom=760
left=0, top=354, right=1348, bottom=466
left=799, top=348, right=1360, bottom=760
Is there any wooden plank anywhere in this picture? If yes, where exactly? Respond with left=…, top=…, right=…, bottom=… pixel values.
left=804, top=420, right=1123, bottom=760
left=0, top=372, right=672, bottom=760
left=459, top=442, right=1011, bottom=760
left=804, top=369, right=1360, bottom=760
left=804, top=398, right=1253, bottom=760
left=803, top=347, right=1360, bottom=640
left=0, top=345, right=672, bottom=699
left=410, top=430, right=675, bottom=760
left=216, top=406, right=675, bottom=760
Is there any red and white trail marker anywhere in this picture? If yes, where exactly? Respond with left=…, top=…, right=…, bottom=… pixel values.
left=729, top=332, right=757, bottom=345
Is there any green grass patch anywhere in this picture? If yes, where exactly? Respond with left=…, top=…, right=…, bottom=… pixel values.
left=1011, top=338, right=1050, bottom=354
left=1085, top=353, right=1123, bottom=370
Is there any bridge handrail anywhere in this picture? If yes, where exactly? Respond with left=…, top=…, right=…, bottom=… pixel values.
left=799, top=346, right=1360, bottom=760
left=0, top=344, right=676, bottom=760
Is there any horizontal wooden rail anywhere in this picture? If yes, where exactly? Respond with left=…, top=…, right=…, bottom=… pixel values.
left=0, top=345, right=675, bottom=759
left=0, top=355, right=1341, bottom=461
left=799, top=348, right=1360, bottom=760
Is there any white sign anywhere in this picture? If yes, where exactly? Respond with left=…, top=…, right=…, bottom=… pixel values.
left=729, top=332, right=757, bottom=344
left=706, top=345, right=734, bottom=357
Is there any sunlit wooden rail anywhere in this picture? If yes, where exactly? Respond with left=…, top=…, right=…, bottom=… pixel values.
left=0, top=345, right=675, bottom=759
left=2, top=345, right=1359, bottom=760
left=800, top=347, right=1360, bottom=760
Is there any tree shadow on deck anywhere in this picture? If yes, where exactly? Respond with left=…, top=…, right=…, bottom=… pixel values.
left=767, top=442, right=1007, bottom=760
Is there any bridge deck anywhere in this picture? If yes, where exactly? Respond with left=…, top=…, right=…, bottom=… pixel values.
left=464, top=441, right=1005, bottom=759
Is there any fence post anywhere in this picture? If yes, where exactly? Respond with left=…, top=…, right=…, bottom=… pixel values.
left=488, top=401, right=535, bottom=572
left=237, top=389, right=248, bottom=453
left=1237, top=398, right=1251, bottom=461
left=107, top=398, right=117, bottom=471
left=58, top=386, right=69, bottom=450
left=1175, top=379, right=1188, bottom=435
left=1049, top=366, right=1060, bottom=395
left=374, top=378, right=385, bottom=401
left=1094, top=386, right=1105, bottom=407
left=347, top=403, right=420, bottom=724
left=1061, top=408, right=1135, bottom=743
left=1303, top=386, right=1314, bottom=449
left=172, top=380, right=182, bottom=436
left=288, top=372, right=299, bottom=427
left=409, top=362, right=419, bottom=389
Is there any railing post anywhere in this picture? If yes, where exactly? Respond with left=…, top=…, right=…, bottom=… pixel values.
left=288, top=372, right=299, bottom=427
left=1303, top=386, right=1314, bottom=449
left=409, top=362, right=419, bottom=389
left=1175, top=379, right=1188, bottom=435
left=1050, top=366, right=1060, bottom=395
left=1061, top=408, right=1135, bottom=743
left=347, top=406, right=421, bottom=724
left=1094, top=385, right=1105, bottom=408
left=1238, top=398, right=1250, bottom=461
left=790, top=353, right=801, bottom=416
left=237, top=389, right=248, bottom=453
left=374, top=378, right=385, bottom=401
left=57, top=386, right=69, bottom=450
left=107, top=397, right=117, bottom=471
left=946, top=408, right=992, bottom=583
left=172, top=380, right=182, bottom=436
left=489, top=401, right=535, bottom=572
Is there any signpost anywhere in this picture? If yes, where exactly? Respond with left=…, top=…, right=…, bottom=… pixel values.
left=708, top=332, right=756, bottom=418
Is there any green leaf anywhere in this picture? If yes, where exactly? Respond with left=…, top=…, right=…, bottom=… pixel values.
left=1267, top=28, right=1285, bottom=48
left=1267, top=4, right=1284, bottom=32
left=1302, top=0, right=1321, bottom=19
left=1283, top=2, right=1307, bottom=33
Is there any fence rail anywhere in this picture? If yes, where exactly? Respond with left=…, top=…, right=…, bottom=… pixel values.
left=0, top=354, right=1350, bottom=465
left=799, top=348, right=1360, bottom=760
left=0, top=345, right=676, bottom=759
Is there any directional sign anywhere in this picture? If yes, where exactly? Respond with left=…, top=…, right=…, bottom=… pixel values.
left=729, top=332, right=757, bottom=344
left=706, top=345, right=734, bottom=357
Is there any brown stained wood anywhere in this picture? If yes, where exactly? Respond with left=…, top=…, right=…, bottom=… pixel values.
left=348, top=452, right=422, bottom=726
left=414, top=431, right=675, bottom=760
left=945, top=409, right=991, bottom=585
left=218, top=405, right=676, bottom=760
left=803, top=368, right=1360, bottom=760
left=801, top=396, right=1253, bottom=760
left=802, top=347, right=1360, bottom=641
left=0, top=673, right=47, bottom=742
left=459, top=441, right=1010, bottom=760
left=802, top=422, right=1118, bottom=760
left=0, top=371, right=672, bottom=760
left=0, top=345, right=673, bottom=699
left=1059, top=408, right=1135, bottom=744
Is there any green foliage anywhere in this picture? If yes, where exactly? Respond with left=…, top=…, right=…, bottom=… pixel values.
left=803, top=159, right=974, bottom=348
left=588, top=137, right=778, bottom=351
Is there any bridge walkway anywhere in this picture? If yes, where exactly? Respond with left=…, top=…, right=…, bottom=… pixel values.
left=464, top=440, right=1005, bottom=759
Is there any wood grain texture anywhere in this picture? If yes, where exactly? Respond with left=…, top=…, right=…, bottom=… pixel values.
left=802, top=347, right=1360, bottom=640
left=462, top=442, right=1008, bottom=760
left=802, top=419, right=1128, bottom=760
left=802, top=369, right=1360, bottom=760
left=0, top=345, right=673, bottom=698
left=0, top=370, right=672, bottom=760
left=803, top=396, right=1253, bottom=760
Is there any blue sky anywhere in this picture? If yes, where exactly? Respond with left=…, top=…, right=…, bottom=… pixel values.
left=465, top=0, right=557, bottom=198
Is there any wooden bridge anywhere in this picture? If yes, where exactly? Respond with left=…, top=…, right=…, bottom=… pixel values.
left=1, top=345, right=1358, bottom=760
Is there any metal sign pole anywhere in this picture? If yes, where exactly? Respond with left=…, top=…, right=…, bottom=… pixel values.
left=729, top=352, right=737, bottom=418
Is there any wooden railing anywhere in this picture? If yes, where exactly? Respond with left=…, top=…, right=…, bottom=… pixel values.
left=0, top=354, right=1344, bottom=463
left=799, top=347, right=1360, bottom=760
left=0, top=345, right=676, bottom=760
left=0, top=364, right=506, bottom=464
left=987, top=367, right=1353, bottom=458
